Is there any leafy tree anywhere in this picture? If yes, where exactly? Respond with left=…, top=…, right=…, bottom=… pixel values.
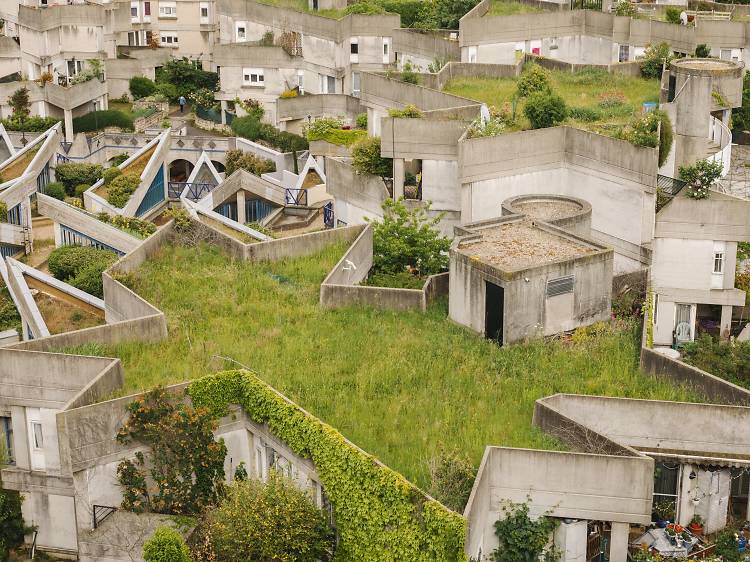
left=523, top=90, right=567, bottom=129
left=8, top=87, right=30, bottom=120
left=143, top=527, right=190, bottom=562
left=129, top=76, right=156, bottom=100
left=613, top=0, right=635, bottom=16
left=516, top=64, right=551, bottom=98
left=154, top=82, right=178, bottom=102
left=665, top=6, right=682, bottom=23
left=416, top=0, right=480, bottom=30
left=679, top=158, right=723, bottom=199
left=427, top=447, right=477, bottom=513
left=44, top=182, right=66, bottom=201
left=492, top=501, right=559, bottom=562
left=156, top=58, right=218, bottom=98
left=695, top=43, right=711, bottom=57
left=639, top=42, right=673, bottom=79
left=204, top=473, right=335, bottom=562
left=351, top=136, right=392, bottom=177
left=370, top=198, right=450, bottom=277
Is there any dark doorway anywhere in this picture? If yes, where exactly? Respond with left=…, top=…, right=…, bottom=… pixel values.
left=485, top=281, right=504, bottom=344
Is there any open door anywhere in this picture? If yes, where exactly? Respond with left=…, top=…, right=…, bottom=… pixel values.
left=485, top=281, right=504, bottom=345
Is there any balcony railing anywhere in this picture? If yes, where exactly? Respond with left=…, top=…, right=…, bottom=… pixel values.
left=285, top=188, right=307, bottom=206
left=168, top=181, right=215, bottom=201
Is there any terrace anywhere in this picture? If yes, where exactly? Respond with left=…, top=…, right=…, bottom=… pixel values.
left=69, top=239, right=697, bottom=486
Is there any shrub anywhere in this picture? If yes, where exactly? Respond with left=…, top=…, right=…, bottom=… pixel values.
left=47, top=245, right=118, bottom=298
left=143, top=527, right=190, bottom=562
left=44, top=182, right=66, bottom=201
left=9, top=87, right=30, bottom=120
left=235, top=97, right=264, bottom=120
left=129, top=76, right=156, bottom=100
left=351, top=136, right=392, bottom=177
left=523, top=90, right=567, bottom=129
left=466, top=115, right=505, bottom=138
left=516, top=64, right=550, bottom=98
left=356, top=112, right=368, bottom=129
left=569, top=106, right=601, bottom=122
left=164, top=207, right=192, bottom=231
left=55, top=162, right=104, bottom=195
left=427, top=447, right=476, bottom=513
left=682, top=334, right=750, bottom=386
left=613, top=0, right=635, bottom=16
left=103, top=166, right=123, bottom=185
left=732, top=72, right=750, bottom=132
left=665, top=6, right=682, bottom=23
left=345, top=1, right=386, bottom=14
left=619, top=110, right=672, bottom=167
left=304, top=117, right=344, bottom=140
left=154, top=82, right=178, bottom=102
left=97, top=213, right=156, bottom=238
left=280, top=89, right=298, bottom=99
left=639, top=42, right=673, bottom=80
left=231, top=116, right=309, bottom=153
left=224, top=149, right=276, bottom=176
left=0, top=201, right=6, bottom=223
left=715, top=529, right=742, bottom=562
left=414, top=0, right=481, bottom=29
left=1, top=115, right=60, bottom=132
left=156, top=58, right=218, bottom=99
left=370, top=198, right=450, bottom=277
left=400, top=61, right=420, bottom=85
left=72, top=110, right=134, bottom=133
left=492, top=501, right=559, bottom=562
left=695, top=43, right=711, bottom=58
left=376, top=0, right=423, bottom=27
left=110, top=153, right=130, bottom=167
left=679, top=158, right=723, bottom=199
left=0, top=489, right=26, bottom=562
left=107, top=174, right=141, bottom=208
left=205, top=474, right=335, bottom=562
left=65, top=196, right=83, bottom=208
left=388, top=104, right=423, bottom=118
left=364, top=270, right=426, bottom=289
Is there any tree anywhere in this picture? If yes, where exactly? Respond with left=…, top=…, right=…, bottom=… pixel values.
left=523, top=90, right=567, bottom=129
left=156, top=58, right=218, bottom=98
left=679, top=158, right=723, bottom=199
left=732, top=72, right=750, bottom=132
left=143, top=527, right=190, bottom=562
left=416, top=0, right=480, bottom=30
left=205, top=473, right=335, bottom=562
left=370, top=198, right=450, bottom=277
left=492, top=501, right=559, bottom=562
left=665, top=6, right=682, bottom=23
left=8, top=87, right=30, bottom=121
left=0, top=440, right=27, bottom=561
left=129, top=76, right=156, bottom=100
left=351, top=136, right=392, bottom=177
left=639, top=42, right=673, bottom=80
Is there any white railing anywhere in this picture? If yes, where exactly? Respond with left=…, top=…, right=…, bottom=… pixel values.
left=709, top=115, right=732, bottom=177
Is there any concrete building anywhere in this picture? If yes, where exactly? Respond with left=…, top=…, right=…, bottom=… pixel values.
left=449, top=196, right=613, bottom=344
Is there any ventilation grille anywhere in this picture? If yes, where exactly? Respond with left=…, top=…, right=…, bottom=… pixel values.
left=546, top=275, right=574, bottom=298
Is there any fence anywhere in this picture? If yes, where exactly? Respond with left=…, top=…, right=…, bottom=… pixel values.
left=285, top=187, right=308, bottom=206
left=195, top=105, right=222, bottom=124
left=168, top=181, right=215, bottom=201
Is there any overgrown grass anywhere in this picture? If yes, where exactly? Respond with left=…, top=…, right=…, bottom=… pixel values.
left=444, top=67, right=660, bottom=134
left=78, top=242, right=697, bottom=487
left=256, top=0, right=349, bottom=18
left=488, top=0, right=544, bottom=16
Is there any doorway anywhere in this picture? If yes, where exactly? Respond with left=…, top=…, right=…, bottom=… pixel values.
left=485, top=281, right=504, bottom=345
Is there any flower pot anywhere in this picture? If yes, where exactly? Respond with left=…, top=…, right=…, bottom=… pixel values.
left=688, top=523, right=703, bottom=536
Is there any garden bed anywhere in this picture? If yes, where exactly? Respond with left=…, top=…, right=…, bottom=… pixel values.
left=32, top=291, right=105, bottom=335
left=0, top=148, right=38, bottom=182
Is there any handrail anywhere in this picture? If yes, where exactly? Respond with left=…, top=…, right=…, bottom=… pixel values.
left=709, top=115, right=732, bottom=177
left=285, top=187, right=308, bottom=206
left=168, top=181, right=215, bottom=201
left=93, top=504, right=117, bottom=529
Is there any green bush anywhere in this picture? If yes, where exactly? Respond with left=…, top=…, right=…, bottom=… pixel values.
left=103, top=166, right=122, bottom=185
left=225, top=149, right=276, bottom=176
left=388, top=104, right=423, bottom=118
left=110, top=153, right=130, bottom=167
left=0, top=286, right=20, bottom=333
left=205, top=474, right=335, bottom=562
left=364, top=270, right=426, bottom=289
left=370, top=198, right=450, bottom=277
left=613, top=0, right=636, bottom=16
left=0, top=489, right=26, bottom=562
left=665, top=6, right=682, bottom=23
left=618, top=110, right=672, bottom=167
left=639, top=42, right=673, bottom=79
left=695, top=43, right=711, bottom=58
left=129, top=76, right=157, bottom=100
left=356, top=112, right=368, bottom=129
left=413, top=0, right=481, bottom=30
left=400, top=61, right=420, bottom=85
left=523, top=90, right=567, bottom=129
left=107, top=174, right=141, bottom=208
left=375, top=0, right=423, bottom=27
left=351, top=136, right=392, bottom=177
left=231, top=116, right=308, bottom=153
left=0, top=201, right=6, bottom=223
left=345, top=1, right=385, bottom=14
left=304, top=117, right=344, bottom=140
left=516, top=64, right=551, bottom=98
left=55, top=162, right=104, bottom=195
left=568, top=106, right=602, bottom=122
left=143, top=527, right=190, bottom=562
left=155, top=58, right=218, bottom=99
left=96, top=213, right=157, bottom=238
left=154, top=82, right=178, bottom=102
left=679, top=158, right=723, bottom=199
left=426, top=448, right=477, bottom=513
left=714, top=529, right=742, bottom=562
left=72, top=110, right=134, bottom=133
left=682, top=334, right=750, bottom=387
left=48, top=245, right=118, bottom=298
left=1, top=115, right=60, bottom=132
left=44, top=182, right=66, bottom=201
left=492, top=501, right=559, bottom=562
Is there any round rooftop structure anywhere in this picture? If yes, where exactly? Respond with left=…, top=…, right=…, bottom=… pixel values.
left=501, top=194, right=592, bottom=238
left=669, top=58, right=743, bottom=78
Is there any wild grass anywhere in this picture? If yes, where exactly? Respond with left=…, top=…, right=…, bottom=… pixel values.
left=256, top=0, right=349, bottom=18
left=444, top=67, right=660, bottom=134
left=488, top=0, right=544, bottom=16
left=80, top=242, right=698, bottom=487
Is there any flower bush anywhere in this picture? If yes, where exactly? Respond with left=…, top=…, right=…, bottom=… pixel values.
left=679, top=158, right=723, bottom=199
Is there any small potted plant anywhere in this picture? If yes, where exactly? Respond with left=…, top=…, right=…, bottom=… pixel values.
left=654, top=500, right=675, bottom=528
left=688, top=514, right=704, bottom=536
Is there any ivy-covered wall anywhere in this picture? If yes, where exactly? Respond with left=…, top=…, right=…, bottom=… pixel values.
left=187, top=370, right=466, bottom=562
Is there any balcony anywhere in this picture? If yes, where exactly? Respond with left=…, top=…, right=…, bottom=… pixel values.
left=18, top=4, right=105, bottom=32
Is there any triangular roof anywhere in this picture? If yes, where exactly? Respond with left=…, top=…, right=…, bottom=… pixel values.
left=186, top=151, right=223, bottom=187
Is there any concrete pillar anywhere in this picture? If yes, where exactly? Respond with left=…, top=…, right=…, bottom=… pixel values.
left=236, top=189, right=246, bottom=225
left=720, top=305, right=733, bottom=340
left=393, top=158, right=404, bottom=200
left=102, top=93, right=109, bottom=110
left=63, top=109, right=74, bottom=143
left=609, top=522, right=630, bottom=562
left=220, top=100, right=228, bottom=125
left=10, top=406, right=29, bottom=470
left=554, top=520, right=587, bottom=562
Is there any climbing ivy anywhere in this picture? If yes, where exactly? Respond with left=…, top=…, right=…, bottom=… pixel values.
left=187, top=370, right=466, bottom=562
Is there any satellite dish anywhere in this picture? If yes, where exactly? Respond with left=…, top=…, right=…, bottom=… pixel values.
left=480, top=104, right=491, bottom=126
left=680, top=11, right=688, bottom=25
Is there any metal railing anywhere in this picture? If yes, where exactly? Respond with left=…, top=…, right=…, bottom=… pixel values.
left=285, top=188, right=308, bottom=206
left=93, top=505, right=117, bottom=529
left=28, top=530, right=37, bottom=559
left=656, top=174, right=687, bottom=212
left=56, top=153, right=71, bottom=164
left=323, top=202, right=334, bottom=228
left=168, top=181, right=215, bottom=201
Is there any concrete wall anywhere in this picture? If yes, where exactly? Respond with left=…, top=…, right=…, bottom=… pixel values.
left=420, top=61, right=521, bottom=91
left=326, top=157, right=389, bottom=225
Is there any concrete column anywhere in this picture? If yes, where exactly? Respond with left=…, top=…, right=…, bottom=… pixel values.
left=609, top=522, right=630, bottom=562
left=102, top=94, right=109, bottom=111
left=63, top=109, right=74, bottom=143
left=236, top=189, right=246, bottom=225
left=554, top=520, right=587, bottom=562
left=220, top=100, right=228, bottom=125
left=10, top=406, right=30, bottom=470
left=393, top=158, right=404, bottom=200
left=720, top=305, right=733, bottom=340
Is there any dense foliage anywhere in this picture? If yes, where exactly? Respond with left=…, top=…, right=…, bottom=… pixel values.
left=618, top=110, right=673, bottom=167
left=116, top=387, right=227, bottom=515
left=143, top=527, right=190, bottom=562
left=523, top=90, right=567, bottom=129
left=155, top=58, right=218, bottom=99
left=370, top=198, right=450, bottom=279
left=201, top=474, right=335, bottom=562
left=492, top=501, right=559, bottom=562
left=732, top=71, right=750, bottom=133
left=695, top=43, right=711, bottom=58
left=72, top=110, right=134, bottom=133
left=231, top=116, right=308, bottom=153
left=1, top=116, right=60, bottom=132
left=96, top=212, right=157, bottom=238
left=47, top=245, right=118, bottom=298
left=427, top=448, right=476, bottom=513
left=678, top=158, right=723, bottom=199
left=224, top=149, right=276, bottom=176
left=55, top=163, right=104, bottom=196
left=188, top=370, right=466, bottom=561
left=388, top=104, right=423, bottom=118
left=351, top=136, right=392, bottom=177
left=129, top=76, right=157, bottom=100
left=639, top=42, right=674, bottom=80
left=304, top=117, right=366, bottom=146
left=8, top=88, right=30, bottom=120
left=44, top=181, right=66, bottom=201
left=0, top=202, right=6, bottom=223
left=107, top=174, right=141, bottom=208
left=682, top=335, right=750, bottom=387
left=0, top=286, right=20, bottom=334
left=414, top=0, right=480, bottom=29
left=0, top=488, right=25, bottom=562
left=515, top=65, right=550, bottom=98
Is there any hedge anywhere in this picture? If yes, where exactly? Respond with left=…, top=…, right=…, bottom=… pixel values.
left=1, top=116, right=61, bottom=132
left=129, top=76, right=156, bottom=100
left=231, top=116, right=308, bottom=153
left=55, top=163, right=104, bottom=195
left=187, top=370, right=466, bottom=562
left=48, top=245, right=118, bottom=298
left=72, top=110, right=134, bottom=133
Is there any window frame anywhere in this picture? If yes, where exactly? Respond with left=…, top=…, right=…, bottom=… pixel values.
left=158, top=1, right=177, bottom=17
left=242, top=67, right=265, bottom=87
left=30, top=421, right=43, bottom=451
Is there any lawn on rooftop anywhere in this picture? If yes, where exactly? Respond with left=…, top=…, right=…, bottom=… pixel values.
left=488, top=0, right=544, bottom=16
left=444, top=67, right=660, bottom=134
left=82, top=241, right=697, bottom=487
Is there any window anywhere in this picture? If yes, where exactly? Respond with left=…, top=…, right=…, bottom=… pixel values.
left=236, top=22, right=246, bottom=41
left=31, top=422, right=43, bottom=450
left=159, top=1, right=176, bottom=17
left=297, top=70, right=304, bottom=95
left=255, top=446, right=264, bottom=479
left=619, top=44, right=630, bottom=63
left=713, top=251, right=724, bottom=274
left=128, top=30, right=143, bottom=46
left=468, top=46, right=477, bottom=63
left=67, top=59, right=84, bottom=76
left=352, top=71, right=360, bottom=97
left=652, top=462, right=679, bottom=514
left=1, top=417, right=13, bottom=464
left=350, top=38, right=359, bottom=56
left=130, top=1, right=139, bottom=19
left=242, top=67, right=264, bottom=86
left=200, top=1, right=209, bottom=20
left=160, top=32, right=179, bottom=46
left=39, top=0, right=48, bottom=6
left=382, top=38, right=390, bottom=63
left=143, top=1, right=151, bottom=16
